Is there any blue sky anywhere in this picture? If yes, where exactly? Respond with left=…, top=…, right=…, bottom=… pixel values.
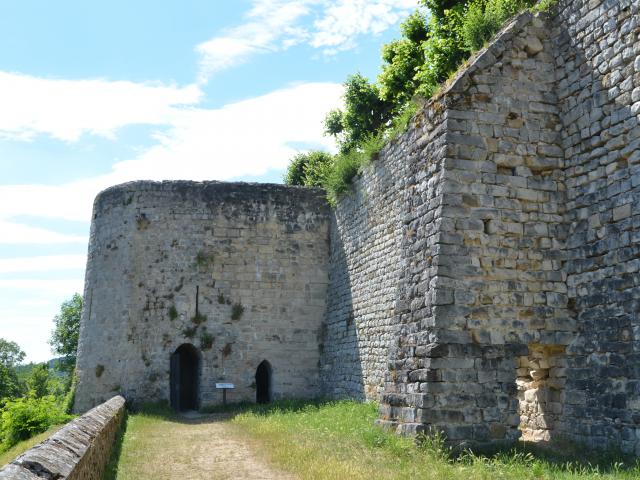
left=0, top=0, right=419, bottom=362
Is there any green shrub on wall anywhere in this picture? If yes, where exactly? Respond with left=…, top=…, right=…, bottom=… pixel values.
left=284, top=0, right=556, bottom=204
left=283, top=151, right=334, bottom=188
left=463, top=0, right=535, bottom=51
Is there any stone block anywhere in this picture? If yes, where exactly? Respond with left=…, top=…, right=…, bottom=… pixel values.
left=613, top=203, right=632, bottom=221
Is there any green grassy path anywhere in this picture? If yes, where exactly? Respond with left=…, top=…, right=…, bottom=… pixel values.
left=104, top=401, right=640, bottom=480
left=103, top=408, right=295, bottom=480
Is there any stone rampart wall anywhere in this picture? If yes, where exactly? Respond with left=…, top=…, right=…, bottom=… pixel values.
left=378, top=12, right=569, bottom=443
left=334, top=0, right=639, bottom=454
left=0, top=396, right=125, bottom=479
left=553, top=0, right=640, bottom=453
left=320, top=131, right=410, bottom=400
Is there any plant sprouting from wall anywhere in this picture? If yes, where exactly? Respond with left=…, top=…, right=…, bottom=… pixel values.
left=136, top=213, right=150, bottom=230
left=200, top=332, right=214, bottom=351
left=191, top=312, right=207, bottom=325
left=231, top=302, right=245, bottom=321
left=182, top=326, right=197, bottom=339
left=141, top=353, right=151, bottom=367
left=168, top=306, right=178, bottom=321
left=195, top=251, right=215, bottom=268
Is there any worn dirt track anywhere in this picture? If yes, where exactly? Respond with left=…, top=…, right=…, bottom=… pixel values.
left=113, top=413, right=296, bottom=480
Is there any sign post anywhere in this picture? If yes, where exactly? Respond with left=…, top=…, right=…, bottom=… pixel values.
left=215, top=383, right=235, bottom=405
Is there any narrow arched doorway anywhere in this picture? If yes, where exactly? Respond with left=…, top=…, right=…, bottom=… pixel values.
left=255, top=360, right=272, bottom=404
left=170, top=344, right=200, bottom=411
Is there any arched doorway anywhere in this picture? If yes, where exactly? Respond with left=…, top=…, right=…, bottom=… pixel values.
left=255, top=360, right=272, bottom=404
left=170, top=344, right=200, bottom=411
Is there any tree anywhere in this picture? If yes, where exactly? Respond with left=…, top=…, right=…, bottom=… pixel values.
left=324, top=74, right=394, bottom=153
left=0, top=339, right=25, bottom=403
left=49, top=294, right=83, bottom=371
left=378, top=10, right=429, bottom=107
left=0, top=364, right=23, bottom=404
left=323, top=0, right=538, bottom=155
left=422, top=0, right=466, bottom=20
left=284, top=151, right=334, bottom=187
left=26, top=364, right=51, bottom=399
left=0, top=339, right=25, bottom=369
left=415, top=2, right=469, bottom=98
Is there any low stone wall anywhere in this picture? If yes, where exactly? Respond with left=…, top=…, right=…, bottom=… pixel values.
left=0, top=396, right=125, bottom=479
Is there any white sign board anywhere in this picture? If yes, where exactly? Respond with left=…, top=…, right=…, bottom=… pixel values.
left=216, top=383, right=235, bottom=389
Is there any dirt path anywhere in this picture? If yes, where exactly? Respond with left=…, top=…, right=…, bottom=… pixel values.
left=111, top=412, right=296, bottom=480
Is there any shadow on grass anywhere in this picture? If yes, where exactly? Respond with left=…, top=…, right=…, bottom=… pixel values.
left=102, top=412, right=128, bottom=480
left=199, top=397, right=332, bottom=417
left=123, top=398, right=334, bottom=424
left=430, top=433, right=640, bottom=476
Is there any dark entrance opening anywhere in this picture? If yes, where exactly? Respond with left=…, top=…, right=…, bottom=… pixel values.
left=170, top=343, right=200, bottom=411
left=255, top=360, right=272, bottom=404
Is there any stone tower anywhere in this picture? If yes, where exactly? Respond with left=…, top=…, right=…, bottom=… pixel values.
left=74, top=181, right=329, bottom=412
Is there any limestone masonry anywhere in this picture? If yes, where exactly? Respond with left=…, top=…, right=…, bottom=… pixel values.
left=76, top=0, right=640, bottom=454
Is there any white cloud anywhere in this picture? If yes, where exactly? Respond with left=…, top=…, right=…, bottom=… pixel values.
left=0, top=71, right=202, bottom=142
left=0, top=220, right=88, bottom=244
left=0, top=279, right=85, bottom=362
left=196, top=0, right=418, bottom=81
left=197, top=0, right=313, bottom=81
left=0, top=81, right=342, bottom=361
left=1, top=315, right=57, bottom=363
left=0, top=255, right=86, bottom=273
left=311, top=0, right=417, bottom=53
left=0, top=279, right=84, bottom=295
left=0, top=82, right=343, bottom=223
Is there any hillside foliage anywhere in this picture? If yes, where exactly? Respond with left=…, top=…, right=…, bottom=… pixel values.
left=0, top=293, right=82, bottom=455
left=285, top=0, right=552, bottom=202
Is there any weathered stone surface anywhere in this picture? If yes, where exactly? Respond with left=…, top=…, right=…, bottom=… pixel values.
left=0, top=396, right=125, bottom=480
left=326, top=0, right=640, bottom=455
left=67, top=0, right=639, bottom=460
left=75, top=182, right=329, bottom=411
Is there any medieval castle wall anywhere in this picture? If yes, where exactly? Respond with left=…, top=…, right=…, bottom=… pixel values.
left=74, top=182, right=329, bottom=412
left=320, top=133, right=409, bottom=400
left=554, top=0, right=640, bottom=452
left=74, top=0, right=640, bottom=455
left=325, top=0, right=640, bottom=454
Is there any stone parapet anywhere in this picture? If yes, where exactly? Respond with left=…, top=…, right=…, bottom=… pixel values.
left=0, top=396, right=125, bottom=479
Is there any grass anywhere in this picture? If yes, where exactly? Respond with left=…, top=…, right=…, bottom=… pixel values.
left=0, top=424, right=64, bottom=468
left=227, top=400, right=640, bottom=480
left=103, top=404, right=177, bottom=480
left=102, top=403, right=289, bottom=480
left=102, top=400, right=640, bottom=480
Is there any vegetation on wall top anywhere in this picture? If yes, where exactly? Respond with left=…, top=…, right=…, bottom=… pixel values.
left=284, top=0, right=556, bottom=204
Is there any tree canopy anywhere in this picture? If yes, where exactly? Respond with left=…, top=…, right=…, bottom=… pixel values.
left=283, top=151, right=334, bottom=187
left=49, top=293, right=83, bottom=369
left=0, top=339, right=25, bottom=403
left=0, top=339, right=25, bottom=369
